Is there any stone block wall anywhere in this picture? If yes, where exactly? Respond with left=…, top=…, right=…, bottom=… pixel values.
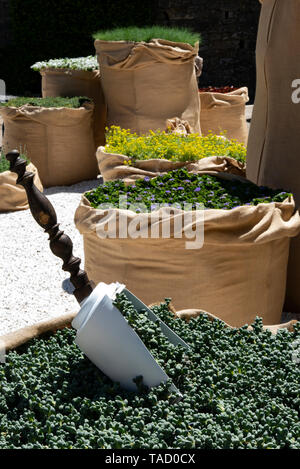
left=156, top=0, right=261, bottom=100
left=0, top=0, right=11, bottom=48
left=0, top=0, right=261, bottom=98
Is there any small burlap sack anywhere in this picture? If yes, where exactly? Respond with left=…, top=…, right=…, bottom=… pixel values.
left=199, top=87, right=249, bottom=144
left=41, top=68, right=106, bottom=148
left=75, top=166, right=300, bottom=328
left=97, top=149, right=246, bottom=183
left=95, top=39, right=201, bottom=134
left=247, top=0, right=300, bottom=313
left=0, top=162, right=43, bottom=212
left=0, top=102, right=98, bottom=188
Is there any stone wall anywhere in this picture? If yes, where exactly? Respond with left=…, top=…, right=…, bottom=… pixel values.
left=0, top=0, right=11, bottom=48
left=0, top=0, right=261, bottom=99
left=156, top=0, right=261, bottom=100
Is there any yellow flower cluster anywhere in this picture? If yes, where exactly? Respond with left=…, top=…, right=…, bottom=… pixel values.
left=105, top=126, right=246, bottom=165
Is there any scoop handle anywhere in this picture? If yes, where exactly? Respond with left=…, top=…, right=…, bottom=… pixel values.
left=6, top=150, right=95, bottom=304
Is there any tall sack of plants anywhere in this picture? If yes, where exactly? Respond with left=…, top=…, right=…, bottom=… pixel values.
left=75, top=165, right=300, bottom=328
left=199, top=87, right=249, bottom=144
left=94, top=26, right=201, bottom=135
left=0, top=97, right=98, bottom=188
left=32, top=57, right=106, bottom=148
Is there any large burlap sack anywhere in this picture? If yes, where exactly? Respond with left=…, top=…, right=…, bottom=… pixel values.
left=247, top=0, right=300, bottom=313
left=0, top=313, right=76, bottom=352
left=97, top=149, right=246, bottom=183
left=41, top=68, right=106, bottom=148
left=174, top=309, right=297, bottom=334
left=0, top=307, right=296, bottom=354
left=0, top=308, right=296, bottom=354
left=0, top=102, right=98, bottom=188
left=0, top=162, right=43, bottom=212
left=199, top=87, right=249, bottom=144
left=95, top=39, right=201, bottom=134
left=74, top=171, right=300, bottom=328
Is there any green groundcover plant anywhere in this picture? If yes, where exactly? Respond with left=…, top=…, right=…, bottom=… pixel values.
left=0, top=295, right=299, bottom=449
left=104, top=126, right=246, bottom=164
left=93, top=26, right=200, bottom=46
left=0, top=152, right=29, bottom=174
left=31, top=56, right=98, bottom=72
left=0, top=97, right=92, bottom=109
left=85, top=168, right=290, bottom=212
left=0, top=153, right=10, bottom=174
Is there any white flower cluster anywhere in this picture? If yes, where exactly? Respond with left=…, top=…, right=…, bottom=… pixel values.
left=31, top=56, right=98, bottom=71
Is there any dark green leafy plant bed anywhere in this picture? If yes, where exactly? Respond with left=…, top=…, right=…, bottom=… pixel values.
left=93, top=26, right=200, bottom=46
left=85, top=169, right=291, bottom=211
left=0, top=296, right=299, bottom=449
left=0, top=97, right=92, bottom=109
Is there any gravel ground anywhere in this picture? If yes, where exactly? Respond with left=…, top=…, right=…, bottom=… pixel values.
left=0, top=179, right=100, bottom=335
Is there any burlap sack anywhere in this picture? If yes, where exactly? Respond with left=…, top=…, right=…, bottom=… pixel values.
left=74, top=173, right=300, bottom=328
left=0, top=313, right=76, bottom=352
left=0, top=308, right=296, bottom=353
left=247, top=0, right=300, bottom=313
left=95, top=39, right=201, bottom=134
left=97, top=149, right=246, bottom=183
left=0, top=102, right=98, bottom=188
left=0, top=162, right=43, bottom=212
left=41, top=68, right=106, bottom=148
left=176, top=309, right=298, bottom=335
left=199, top=87, right=249, bottom=144
left=0, top=307, right=296, bottom=354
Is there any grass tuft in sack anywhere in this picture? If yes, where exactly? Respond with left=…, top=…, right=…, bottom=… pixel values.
left=94, top=26, right=201, bottom=135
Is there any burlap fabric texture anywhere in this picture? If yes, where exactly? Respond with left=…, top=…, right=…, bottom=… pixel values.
left=0, top=162, right=43, bottom=212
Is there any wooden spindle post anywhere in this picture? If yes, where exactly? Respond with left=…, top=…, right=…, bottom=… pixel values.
left=6, top=150, right=95, bottom=304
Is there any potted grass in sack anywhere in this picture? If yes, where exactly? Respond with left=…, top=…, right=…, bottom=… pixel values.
left=0, top=97, right=98, bottom=188
left=97, top=125, right=246, bottom=183
left=75, top=167, right=300, bottom=328
left=198, top=85, right=249, bottom=144
left=93, top=26, right=202, bottom=135
left=0, top=152, right=43, bottom=212
left=31, top=56, right=106, bottom=148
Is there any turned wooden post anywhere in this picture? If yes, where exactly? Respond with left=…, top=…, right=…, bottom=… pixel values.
left=6, top=150, right=95, bottom=304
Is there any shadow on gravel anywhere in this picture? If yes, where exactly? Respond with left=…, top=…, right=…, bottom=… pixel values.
left=62, top=278, right=75, bottom=295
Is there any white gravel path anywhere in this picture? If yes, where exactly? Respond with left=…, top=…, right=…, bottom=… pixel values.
left=0, top=178, right=100, bottom=335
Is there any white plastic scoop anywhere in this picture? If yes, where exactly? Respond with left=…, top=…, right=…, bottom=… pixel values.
left=72, top=282, right=189, bottom=393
